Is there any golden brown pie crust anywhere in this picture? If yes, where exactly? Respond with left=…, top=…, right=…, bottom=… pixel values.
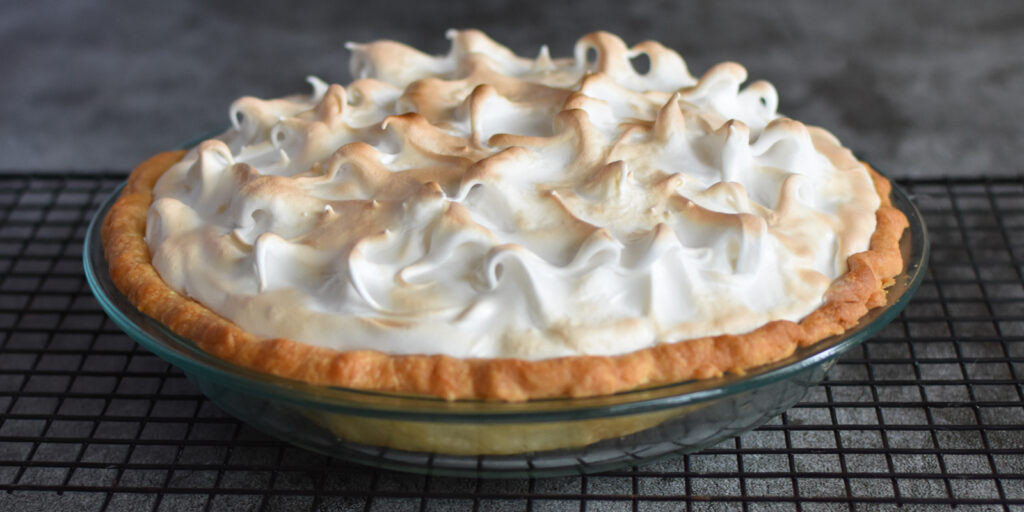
left=103, top=150, right=908, bottom=401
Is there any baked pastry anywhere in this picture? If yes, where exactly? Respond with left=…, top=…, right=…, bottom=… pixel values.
left=104, top=30, right=907, bottom=402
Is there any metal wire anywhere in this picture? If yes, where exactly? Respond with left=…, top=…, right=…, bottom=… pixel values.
left=0, top=174, right=1021, bottom=511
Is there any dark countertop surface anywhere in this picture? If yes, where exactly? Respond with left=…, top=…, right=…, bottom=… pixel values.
left=4, top=0, right=1023, bottom=177
left=2, top=2, right=1024, bottom=511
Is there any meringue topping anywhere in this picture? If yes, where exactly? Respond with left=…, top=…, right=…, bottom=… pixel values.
left=146, top=30, right=880, bottom=360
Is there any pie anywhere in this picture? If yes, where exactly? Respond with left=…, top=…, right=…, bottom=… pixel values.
left=103, top=31, right=908, bottom=402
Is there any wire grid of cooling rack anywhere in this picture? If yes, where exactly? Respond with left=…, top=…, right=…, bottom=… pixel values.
left=0, top=174, right=1021, bottom=511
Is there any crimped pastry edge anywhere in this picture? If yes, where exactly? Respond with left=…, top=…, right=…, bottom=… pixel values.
left=102, top=150, right=908, bottom=401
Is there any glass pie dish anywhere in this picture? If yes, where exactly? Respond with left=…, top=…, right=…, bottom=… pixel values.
left=84, top=173, right=928, bottom=478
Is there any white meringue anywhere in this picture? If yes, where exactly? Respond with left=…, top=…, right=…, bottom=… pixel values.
left=146, top=30, right=880, bottom=360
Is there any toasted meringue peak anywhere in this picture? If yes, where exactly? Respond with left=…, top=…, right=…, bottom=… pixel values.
left=147, top=31, right=880, bottom=360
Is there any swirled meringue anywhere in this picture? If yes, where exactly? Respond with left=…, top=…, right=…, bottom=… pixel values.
left=146, top=30, right=880, bottom=360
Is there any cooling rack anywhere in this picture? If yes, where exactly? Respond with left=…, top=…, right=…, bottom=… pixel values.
left=0, top=173, right=1021, bottom=510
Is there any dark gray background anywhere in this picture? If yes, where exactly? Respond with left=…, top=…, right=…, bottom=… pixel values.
left=3, top=0, right=1023, bottom=177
